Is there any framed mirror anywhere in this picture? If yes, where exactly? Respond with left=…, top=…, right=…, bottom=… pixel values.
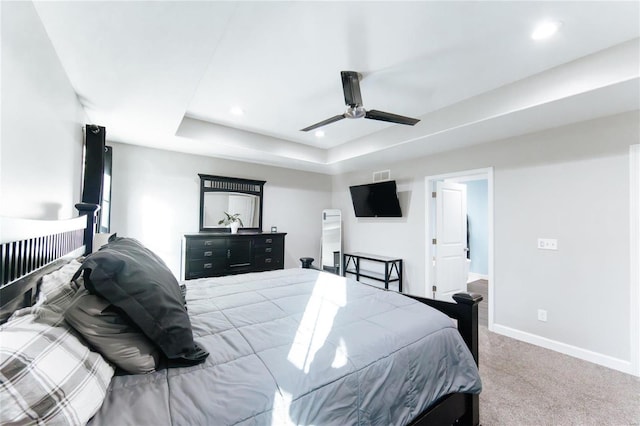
left=321, top=209, right=342, bottom=274
left=199, top=174, right=265, bottom=232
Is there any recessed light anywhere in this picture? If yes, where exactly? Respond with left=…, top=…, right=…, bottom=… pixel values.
left=314, top=130, right=325, bottom=138
left=230, top=106, right=244, bottom=116
left=531, top=21, right=562, bottom=40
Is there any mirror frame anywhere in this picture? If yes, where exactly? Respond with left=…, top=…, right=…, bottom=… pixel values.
left=199, top=174, right=266, bottom=232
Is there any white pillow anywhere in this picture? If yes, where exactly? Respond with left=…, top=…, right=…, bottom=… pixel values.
left=0, top=305, right=114, bottom=425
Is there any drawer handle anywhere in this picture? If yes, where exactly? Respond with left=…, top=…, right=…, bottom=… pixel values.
left=203, top=251, right=213, bottom=257
left=265, top=247, right=272, bottom=253
left=204, top=240, right=214, bottom=246
left=264, top=258, right=272, bottom=263
left=265, top=238, right=272, bottom=244
left=203, top=263, right=213, bottom=269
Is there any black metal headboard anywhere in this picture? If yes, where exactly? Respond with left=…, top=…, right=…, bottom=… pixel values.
left=0, top=204, right=99, bottom=322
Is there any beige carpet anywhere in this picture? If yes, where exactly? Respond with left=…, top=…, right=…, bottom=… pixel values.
left=478, top=326, right=640, bottom=425
left=467, top=279, right=488, bottom=327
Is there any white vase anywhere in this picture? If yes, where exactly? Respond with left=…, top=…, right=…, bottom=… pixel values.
left=230, top=222, right=240, bottom=234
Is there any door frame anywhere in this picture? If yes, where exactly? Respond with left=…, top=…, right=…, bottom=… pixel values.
left=425, top=167, right=494, bottom=331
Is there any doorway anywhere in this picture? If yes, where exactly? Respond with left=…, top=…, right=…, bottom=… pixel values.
left=425, top=167, right=494, bottom=331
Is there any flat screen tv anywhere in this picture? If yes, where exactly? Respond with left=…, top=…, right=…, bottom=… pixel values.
left=349, top=180, right=402, bottom=217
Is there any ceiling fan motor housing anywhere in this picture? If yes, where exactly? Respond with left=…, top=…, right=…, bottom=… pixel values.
left=341, top=71, right=363, bottom=107
left=345, top=106, right=366, bottom=119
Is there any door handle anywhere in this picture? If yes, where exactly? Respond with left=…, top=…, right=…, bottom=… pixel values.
left=203, top=263, right=213, bottom=269
left=203, top=251, right=213, bottom=257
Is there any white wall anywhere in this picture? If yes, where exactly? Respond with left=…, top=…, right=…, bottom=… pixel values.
left=109, top=142, right=332, bottom=278
left=333, top=111, right=638, bottom=372
left=2, top=1, right=636, bottom=374
left=466, top=179, right=488, bottom=276
left=1, top=2, right=85, bottom=219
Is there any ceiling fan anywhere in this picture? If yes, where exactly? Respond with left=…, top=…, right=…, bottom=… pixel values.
left=300, top=71, right=420, bottom=132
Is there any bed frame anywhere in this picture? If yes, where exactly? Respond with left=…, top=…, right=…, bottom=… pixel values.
left=0, top=203, right=99, bottom=321
left=407, top=293, right=481, bottom=425
left=1, top=208, right=481, bottom=426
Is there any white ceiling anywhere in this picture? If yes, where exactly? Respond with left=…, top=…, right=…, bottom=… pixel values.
left=33, top=1, right=640, bottom=175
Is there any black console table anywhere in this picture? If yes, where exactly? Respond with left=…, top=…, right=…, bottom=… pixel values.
left=343, top=252, right=403, bottom=292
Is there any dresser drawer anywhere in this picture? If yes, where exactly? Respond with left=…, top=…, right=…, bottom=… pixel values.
left=186, top=238, right=226, bottom=250
left=186, top=271, right=207, bottom=280
left=187, top=247, right=227, bottom=260
left=254, top=254, right=283, bottom=270
left=253, top=244, right=282, bottom=256
left=187, top=258, right=226, bottom=275
left=253, top=235, right=283, bottom=248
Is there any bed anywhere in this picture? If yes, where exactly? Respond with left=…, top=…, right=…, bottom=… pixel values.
left=0, top=205, right=482, bottom=425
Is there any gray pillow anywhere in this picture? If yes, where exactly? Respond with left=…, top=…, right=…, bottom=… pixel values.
left=75, top=237, right=207, bottom=365
left=65, top=288, right=160, bottom=374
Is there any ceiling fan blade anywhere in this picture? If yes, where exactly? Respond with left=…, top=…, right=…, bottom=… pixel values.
left=365, top=109, right=420, bottom=126
left=300, top=114, right=346, bottom=132
left=341, top=71, right=363, bottom=107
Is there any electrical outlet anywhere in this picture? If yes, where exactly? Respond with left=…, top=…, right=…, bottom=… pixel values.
left=537, top=309, right=547, bottom=322
left=537, top=238, right=558, bottom=250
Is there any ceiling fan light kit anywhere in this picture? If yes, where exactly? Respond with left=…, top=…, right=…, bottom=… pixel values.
left=301, top=70, right=420, bottom=132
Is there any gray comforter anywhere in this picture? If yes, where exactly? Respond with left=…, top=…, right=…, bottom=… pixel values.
left=90, top=269, right=481, bottom=425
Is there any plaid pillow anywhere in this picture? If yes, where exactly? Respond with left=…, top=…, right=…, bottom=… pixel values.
left=0, top=305, right=114, bottom=425
left=37, top=259, right=83, bottom=312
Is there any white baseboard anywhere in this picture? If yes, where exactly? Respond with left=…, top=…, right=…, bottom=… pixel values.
left=467, top=272, right=488, bottom=283
left=492, top=324, right=636, bottom=376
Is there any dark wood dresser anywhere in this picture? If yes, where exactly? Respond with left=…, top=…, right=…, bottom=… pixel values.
left=183, top=232, right=286, bottom=280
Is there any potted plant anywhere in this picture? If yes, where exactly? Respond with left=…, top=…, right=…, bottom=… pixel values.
left=218, top=212, right=243, bottom=234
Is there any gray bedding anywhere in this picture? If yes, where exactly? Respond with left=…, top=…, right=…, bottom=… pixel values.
left=89, top=268, right=481, bottom=425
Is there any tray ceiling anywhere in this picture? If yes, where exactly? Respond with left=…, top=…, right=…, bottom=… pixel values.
left=33, top=1, right=640, bottom=174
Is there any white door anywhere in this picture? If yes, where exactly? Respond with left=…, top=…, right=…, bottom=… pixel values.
left=434, top=181, right=468, bottom=301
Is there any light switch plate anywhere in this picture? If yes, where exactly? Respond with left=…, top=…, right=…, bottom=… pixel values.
left=538, top=238, right=558, bottom=250
left=538, top=309, right=548, bottom=322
